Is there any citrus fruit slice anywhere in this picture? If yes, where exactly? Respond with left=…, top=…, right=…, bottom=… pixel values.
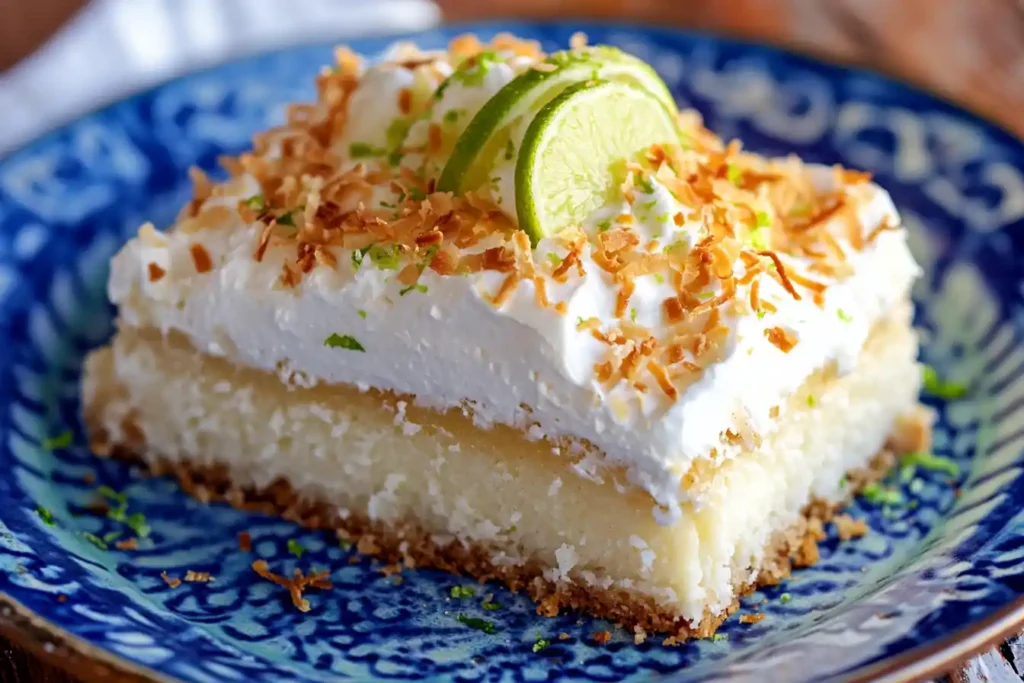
left=437, top=47, right=676, bottom=194
left=515, top=79, right=680, bottom=244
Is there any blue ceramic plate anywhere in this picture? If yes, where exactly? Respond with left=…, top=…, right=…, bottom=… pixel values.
left=2, top=21, right=1024, bottom=683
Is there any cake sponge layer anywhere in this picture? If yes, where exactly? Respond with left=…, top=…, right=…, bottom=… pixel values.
left=83, top=301, right=920, bottom=629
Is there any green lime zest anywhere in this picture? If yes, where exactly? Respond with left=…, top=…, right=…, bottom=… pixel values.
left=902, top=452, right=961, bottom=477
left=456, top=614, right=496, bottom=633
left=450, top=585, right=475, bottom=598
left=860, top=482, right=904, bottom=506
left=287, top=539, right=305, bottom=558
left=37, top=507, right=56, bottom=526
left=922, top=365, right=967, bottom=400
left=324, top=334, right=365, bottom=352
left=42, top=431, right=72, bottom=451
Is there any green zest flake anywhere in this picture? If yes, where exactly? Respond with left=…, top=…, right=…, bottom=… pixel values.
left=899, top=463, right=917, bottom=483
left=780, top=593, right=791, bottom=603
left=81, top=532, right=109, bottom=551
left=287, top=539, right=305, bottom=558
left=368, top=245, right=402, bottom=270
left=756, top=309, right=767, bottom=320
left=839, top=476, right=847, bottom=489
left=546, top=252, right=562, bottom=267
left=399, top=283, right=428, bottom=296
left=324, top=333, right=366, bottom=352
left=576, top=316, right=585, bottom=327
left=419, top=244, right=441, bottom=271
left=902, top=451, right=961, bottom=477
left=837, top=308, right=853, bottom=323
left=443, top=109, right=462, bottom=124
left=922, top=365, right=967, bottom=400
left=450, top=585, right=475, bottom=599
left=408, top=187, right=427, bottom=202
left=639, top=199, right=657, bottom=212
left=749, top=226, right=768, bottom=251
left=726, top=164, right=743, bottom=186
left=504, top=139, right=516, bottom=161
left=245, top=194, right=267, bottom=213
left=860, top=482, right=904, bottom=506
left=630, top=308, right=638, bottom=322
left=351, top=247, right=368, bottom=271
left=276, top=211, right=296, bottom=227
left=42, top=431, right=72, bottom=451
left=597, top=219, right=612, bottom=232
left=532, top=637, right=551, bottom=653
left=349, top=142, right=387, bottom=159
left=97, top=485, right=127, bottom=506
left=699, top=291, right=715, bottom=300
left=654, top=273, right=664, bottom=285
left=807, top=395, right=816, bottom=407
left=656, top=212, right=669, bottom=224
left=635, top=175, right=655, bottom=195
left=456, top=614, right=496, bottom=634
left=482, top=600, right=501, bottom=611
left=358, top=310, right=367, bottom=319
left=712, top=634, right=728, bottom=642
left=755, top=211, right=771, bottom=227
left=37, top=507, right=56, bottom=526
left=103, top=530, right=122, bottom=544
left=126, top=512, right=151, bottom=538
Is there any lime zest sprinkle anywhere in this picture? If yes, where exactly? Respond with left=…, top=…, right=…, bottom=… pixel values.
left=287, top=539, right=305, bottom=558
left=902, top=451, right=961, bottom=477
left=546, top=252, right=562, bottom=267
left=726, top=164, right=743, bottom=186
left=349, top=142, right=387, bottom=159
left=81, top=532, right=109, bottom=551
left=351, top=246, right=369, bottom=271
left=712, top=633, right=728, bottom=642
left=456, top=614, right=496, bottom=633
left=42, top=431, right=72, bottom=451
left=245, top=194, right=266, bottom=213
left=630, top=308, right=637, bottom=322
left=922, top=365, right=967, bottom=400
left=755, top=210, right=771, bottom=227
left=399, top=283, right=428, bottom=296
left=443, top=109, right=462, bottom=124
left=839, top=476, right=847, bottom=489
left=37, top=507, right=56, bottom=526
left=368, top=244, right=402, bottom=270
left=532, top=636, right=551, bottom=652
left=358, top=310, right=367, bottom=319
left=635, top=175, right=655, bottom=195
left=450, top=585, right=475, bottom=599
left=125, top=512, right=150, bottom=538
left=324, top=334, right=365, bottom=352
left=807, top=395, right=816, bottom=407
left=597, top=219, right=612, bottom=232
left=757, top=309, right=766, bottom=320
left=654, top=273, right=664, bottom=284
left=482, top=600, right=501, bottom=611
left=860, top=482, right=904, bottom=506
left=780, top=593, right=791, bottom=603
left=97, top=485, right=127, bottom=505
left=837, top=308, right=853, bottom=323
left=276, top=211, right=296, bottom=227
left=103, top=530, right=122, bottom=544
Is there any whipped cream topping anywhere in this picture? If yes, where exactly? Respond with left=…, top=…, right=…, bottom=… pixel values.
left=106, top=39, right=921, bottom=523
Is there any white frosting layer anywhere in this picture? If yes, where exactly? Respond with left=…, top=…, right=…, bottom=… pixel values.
left=107, top=49, right=921, bottom=522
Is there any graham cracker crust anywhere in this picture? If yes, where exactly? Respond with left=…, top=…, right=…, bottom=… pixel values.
left=91, top=425, right=915, bottom=642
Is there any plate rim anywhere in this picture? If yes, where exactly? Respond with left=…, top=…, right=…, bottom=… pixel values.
left=2, top=17, right=1023, bottom=683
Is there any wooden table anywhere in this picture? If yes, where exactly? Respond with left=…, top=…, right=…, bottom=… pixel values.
left=3, top=0, right=1024, bottom=680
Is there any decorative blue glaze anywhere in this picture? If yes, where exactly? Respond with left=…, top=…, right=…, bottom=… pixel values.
left=1, top=21, right=1024, bottom=682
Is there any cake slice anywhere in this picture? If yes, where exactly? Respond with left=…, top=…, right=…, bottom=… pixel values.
left=82, top=33, right=926, bottom=639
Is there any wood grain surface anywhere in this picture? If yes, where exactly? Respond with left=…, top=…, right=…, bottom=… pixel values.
left=2, top=0, right=1023, bottom=681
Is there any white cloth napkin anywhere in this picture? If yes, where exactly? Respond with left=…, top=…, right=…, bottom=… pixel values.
left=0, top=0, right=441, bottom=156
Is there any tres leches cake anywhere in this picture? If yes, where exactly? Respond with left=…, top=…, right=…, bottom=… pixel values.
left=83, top=33, right=928, bottom=640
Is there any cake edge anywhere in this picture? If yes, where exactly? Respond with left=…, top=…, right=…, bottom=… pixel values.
left=87, top=428, right=909, bottom=643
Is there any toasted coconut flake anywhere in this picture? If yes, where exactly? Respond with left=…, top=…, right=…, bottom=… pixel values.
left=161, top=571, right=181, bottom=589
left=184, top=570, right=215, bottom=583
left=147, top=263, right=166, bottom=282
left=189, top=243, right=213, bottom=273
left=251, top=559, right=332, bottom=613
left=764, top=326, right=797, bottom=353
left=238, top=532, right=253, bottom=552
left=570, top=31, right=588, bottom=49
left=866, top=216, right=899, bottom=244
left=647, top=360, right=678, bottom=400
left=759, top=250, right=801, bottom=301
left=531, top=62, right=558, bottom=72
left=397, top=88, right=412, bottom=115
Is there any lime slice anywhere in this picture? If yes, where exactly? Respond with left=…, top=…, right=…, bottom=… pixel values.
left=437, top=47, right=676, bottom=194
left=516, top=80, right=680, bottom=244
